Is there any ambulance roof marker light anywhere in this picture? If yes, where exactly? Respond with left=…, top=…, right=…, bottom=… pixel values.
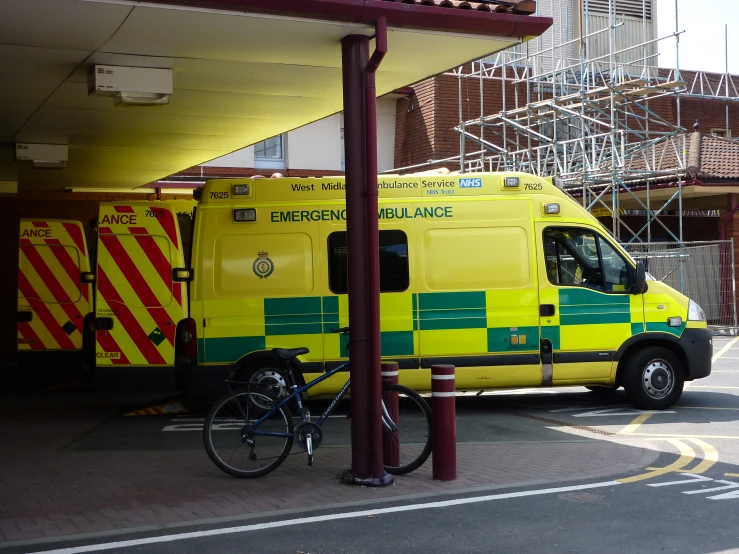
left=234, top=208, right=257, bottom=222
left=233, top=184, right=251, bottom=196
left=544, top=203, right=561, bottom=215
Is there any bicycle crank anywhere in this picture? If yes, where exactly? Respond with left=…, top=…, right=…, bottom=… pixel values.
left=295, top=421, right=323, bottom=465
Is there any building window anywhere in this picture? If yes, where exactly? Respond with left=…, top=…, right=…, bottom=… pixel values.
left=340, top=128, right=345, bottom=171
left=327, top=230, right=409, bottom=294
left=254, top=135, right=285, bottom=169
left=711, top=128, right=732, bottom=139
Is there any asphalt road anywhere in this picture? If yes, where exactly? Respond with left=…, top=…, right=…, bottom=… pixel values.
left=19, top=336, right=739, bottom=554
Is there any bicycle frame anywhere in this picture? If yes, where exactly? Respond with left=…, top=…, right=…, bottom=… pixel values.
left=248, top=359, right=352, bottom=438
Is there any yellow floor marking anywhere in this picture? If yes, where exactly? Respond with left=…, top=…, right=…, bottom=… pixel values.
left=619, top=413, right=652, bottom=435
left=725, top=473, right=739, bottom=478
left=681, top=439, right=719, bottom=474
left=712, top=336, right=739, bottom=363
left=619, top=439, right=695, bottom=483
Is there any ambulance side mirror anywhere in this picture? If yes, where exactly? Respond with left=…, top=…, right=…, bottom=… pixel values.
left=80, top=272, right=96, bottom=283
left=173, top=268, right=194, bottom=282
left=633, top=261, right=647, bottom=295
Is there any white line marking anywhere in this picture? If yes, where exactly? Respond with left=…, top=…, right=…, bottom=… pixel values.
left=30, top=481, right=622, bottom=554
left=712, top=336, right=739, bottom=363
left=647, top=473, right=713, bottom=487
left=683, top=480, right=739, bottom=495
left=573, top=408, right=675, bottom=418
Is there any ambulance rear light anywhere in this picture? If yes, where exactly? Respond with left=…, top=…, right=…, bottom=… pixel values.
left=504, top=177, right=520, bottom=188
left=179, top=318, right=198, bottom=361
left=232, top=184, right=251, bottom=196
left=544, top=203, right=561, bottom=215
left=234, top=208, right=257, bottom=222
left=80, top=271, right=96, bottom=283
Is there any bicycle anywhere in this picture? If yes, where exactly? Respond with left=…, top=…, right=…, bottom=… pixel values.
left=203, top=328, right=433, bottom=479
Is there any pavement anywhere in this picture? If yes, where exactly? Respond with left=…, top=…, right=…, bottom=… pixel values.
left=1, top=335, right=737, bottom=552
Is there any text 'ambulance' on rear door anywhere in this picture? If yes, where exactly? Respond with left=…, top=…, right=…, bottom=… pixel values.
left=94, top=203, right=188, bottom=366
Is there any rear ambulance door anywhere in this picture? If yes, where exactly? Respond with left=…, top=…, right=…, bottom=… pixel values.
left=536, top=224, right=639, bottom=383
left=17, top=220, right=92, bottom=352
left=94, top=203, right=188, bottom=373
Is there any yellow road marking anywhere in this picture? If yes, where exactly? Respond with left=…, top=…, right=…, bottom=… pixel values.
left=619, top=439, right=695, bottom=483
left=682, top=439, right=719, bottom=474
left=712, top=336, right=739, bottom=363
left=619, top=413, right=652, bottom=435
left=725, top=473, right=739, bottom=478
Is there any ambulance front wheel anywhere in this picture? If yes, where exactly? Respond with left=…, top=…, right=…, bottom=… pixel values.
left=623, top=346, right=685, bottom=410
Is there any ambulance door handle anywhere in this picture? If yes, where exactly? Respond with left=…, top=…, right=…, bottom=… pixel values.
left=18, top=311, right=32, bottom=323
left=540, top=304, right=556, bottom=317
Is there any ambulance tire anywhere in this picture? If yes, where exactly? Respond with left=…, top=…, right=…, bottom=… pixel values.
left=623, top=347, right=684, bottom=410
left=239, top=358, right=305, bottom=408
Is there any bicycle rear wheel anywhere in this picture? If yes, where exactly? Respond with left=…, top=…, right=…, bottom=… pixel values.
left=382, top=383, right=432, bottom=475
left=203, top=386, right=294, bottom=478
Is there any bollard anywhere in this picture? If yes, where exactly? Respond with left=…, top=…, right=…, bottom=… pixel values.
left=431, top=364, right=456, bottom=481
left=381, top=362, right=400, bottom=468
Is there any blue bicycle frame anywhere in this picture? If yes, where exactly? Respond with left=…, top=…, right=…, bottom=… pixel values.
left=245, top=359, right=353, bottom=438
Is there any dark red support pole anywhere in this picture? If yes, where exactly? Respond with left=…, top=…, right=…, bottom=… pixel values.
left=431, top=364, right=456, bottom=481
left=381, top=361, right=399, bottom=468
left=340, top=27, right=391, bottom=486
left=365, top=16, right=388, bottom=483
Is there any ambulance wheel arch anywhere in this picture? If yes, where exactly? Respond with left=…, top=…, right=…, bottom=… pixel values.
left=615, top=335, right=687, bottom=410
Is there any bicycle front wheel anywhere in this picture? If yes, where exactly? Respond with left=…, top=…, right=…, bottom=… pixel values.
left=203, top=387, right=294, bottom=478
left=382, top=383, right=432, bottom=475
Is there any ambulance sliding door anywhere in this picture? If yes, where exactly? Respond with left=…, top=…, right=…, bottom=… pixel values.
left=417, top=199, right=542, bottom=389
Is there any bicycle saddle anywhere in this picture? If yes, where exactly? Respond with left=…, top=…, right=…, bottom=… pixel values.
left=272, top=347, right=309, bottom=360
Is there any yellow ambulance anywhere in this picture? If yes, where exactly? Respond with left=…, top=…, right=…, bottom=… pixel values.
left=17, top=219, right=95, bottom=370
left=166, top=172, right=712, bottom=410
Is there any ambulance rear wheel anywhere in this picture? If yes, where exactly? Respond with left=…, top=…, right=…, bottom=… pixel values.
left=239, top=359, right=304, bottom=409
left=623, top=347, right=684, bottom=410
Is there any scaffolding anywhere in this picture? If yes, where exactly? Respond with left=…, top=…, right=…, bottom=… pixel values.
left=394, top=0, right=738, bottom=245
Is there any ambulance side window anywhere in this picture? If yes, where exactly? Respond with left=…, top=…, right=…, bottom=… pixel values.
left=328, top=231, right=409, bottom=293
left=543, top=227, right=631, bottom=293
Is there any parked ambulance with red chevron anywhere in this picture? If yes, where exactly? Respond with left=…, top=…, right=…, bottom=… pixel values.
left=17, top=219, right=94, bottom=363
left=93, top=203, right=190, bottom=390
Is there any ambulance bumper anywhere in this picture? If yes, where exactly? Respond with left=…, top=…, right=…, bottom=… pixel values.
left=679, top=328, right=712, bottom=380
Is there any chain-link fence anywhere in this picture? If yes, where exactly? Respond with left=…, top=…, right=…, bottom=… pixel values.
left=622, top=241, right=738, bottom=331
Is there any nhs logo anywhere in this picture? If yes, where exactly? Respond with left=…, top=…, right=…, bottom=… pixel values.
left=459, top=178, right=482, bottom=188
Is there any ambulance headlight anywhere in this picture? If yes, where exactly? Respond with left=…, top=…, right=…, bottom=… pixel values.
left=688, top=300, right=706, bottom=321
left=233, top=184, right=251, bottom=196
left=234, top=208, right=257, bottom=222
left=504, top=177, right=519, bottom=188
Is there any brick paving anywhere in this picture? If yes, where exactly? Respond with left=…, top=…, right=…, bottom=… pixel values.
left=0, top=392, right=656, bottom=546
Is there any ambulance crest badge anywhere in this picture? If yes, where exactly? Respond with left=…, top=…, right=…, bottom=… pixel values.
left=253, top=250, right=274, bottom=279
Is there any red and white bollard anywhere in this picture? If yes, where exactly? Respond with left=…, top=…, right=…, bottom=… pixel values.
left=381, top=362, right=400, bottom=468
left=431, top=364, right=456, bottom=481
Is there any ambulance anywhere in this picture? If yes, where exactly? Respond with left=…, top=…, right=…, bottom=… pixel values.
left=160, top=172, right=713, bottom=410
left=17, top=201, right=196, bottom=386
left=17, top=220, right=95, bottom=369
